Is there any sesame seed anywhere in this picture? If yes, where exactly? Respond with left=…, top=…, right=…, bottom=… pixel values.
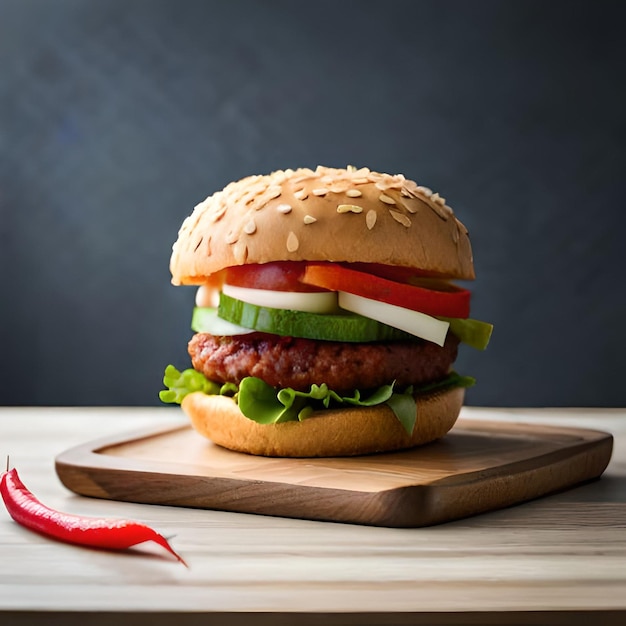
left=225, top=230, right=239, bottom=244
left=396, top=196, right=421, bottom=213
left=294, top=189, right=308, bottom=200
left=428, top=202, right=450, bottom=221
left=366, top=209, right=377, bottom=230
left=346, top=189, right=362, bottom=198
left=402, top=199, right=419, bottom=214
left=209, top=206, right=226, bottom=223
left=352, top=177, right=369, bottom=185
left=276, top=203, right=292, bottom=214
left=303, top=215, right=317, bottom=224
left=312, top=188, right=329, bottom=196
left=252, top=183, right=269, bottom=198
left=379, top=193, right=396, bottom=205
left=242, top=192, right=256, bottom=205
left=329, top=184, right=348, bottom=194
left=271, top=170, right=287, bottom=184
left=416, top=185, right=433, bottom=198
left=389, top=210, right=411, bottom=227
left=286, top=231, right=299, bottom=252
left=267, top=185, right=282, bottom=199
left=243, top=219, right=257, bottom=235
left=337, top=204, right=364, bottom=214
left=431, top=192, right=446, bottom=206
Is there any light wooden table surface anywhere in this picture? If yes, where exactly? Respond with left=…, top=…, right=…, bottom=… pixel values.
left=0, top=406, right=624, bottom=625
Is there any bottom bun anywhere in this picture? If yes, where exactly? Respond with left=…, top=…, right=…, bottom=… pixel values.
left=182, top=386, right=465, bottom=457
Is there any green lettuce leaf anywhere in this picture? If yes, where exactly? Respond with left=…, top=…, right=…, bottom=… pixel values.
left=242, top=380, right=397, bottom=425
left=384, top=390, right=419, bottom=436
left=160, top=365, right=475, bottom=435
left=158, top=364, right=221, bottom=404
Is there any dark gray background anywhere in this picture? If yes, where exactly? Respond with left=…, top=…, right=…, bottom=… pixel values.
left=1, top=0, right=624, bottom=408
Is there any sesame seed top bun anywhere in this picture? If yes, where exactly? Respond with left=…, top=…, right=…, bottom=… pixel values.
left=170, top=165, right=475, bottom=285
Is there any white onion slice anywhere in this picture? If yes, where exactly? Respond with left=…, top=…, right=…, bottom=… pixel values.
left=338, top=291, right=450, bottom=346
left=222, top=283, right=338, bottom=314
left=196, top=285, right=221, bottom=308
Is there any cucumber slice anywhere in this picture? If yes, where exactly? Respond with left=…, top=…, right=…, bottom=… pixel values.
left=217, top=293, right=418, bottom=342
left=439, top=316, right=493, bottom=350
left=192, top=307, right=255, bottom=335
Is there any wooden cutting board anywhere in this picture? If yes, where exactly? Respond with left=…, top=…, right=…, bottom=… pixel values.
left=55, top=419, right=613, bottom=527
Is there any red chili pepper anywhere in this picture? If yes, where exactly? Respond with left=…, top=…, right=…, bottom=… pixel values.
left=1, top=462, right=187, bottom=566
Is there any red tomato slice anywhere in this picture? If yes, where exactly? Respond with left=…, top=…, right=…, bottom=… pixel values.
left=301, top=263, right=471, bottom=318
left=224, top=262, right=329, bottom=293
left=347, top=262, right=445, bottom=282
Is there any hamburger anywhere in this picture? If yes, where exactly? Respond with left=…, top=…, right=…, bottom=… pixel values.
left=160, top=165, right=492, bottom=457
